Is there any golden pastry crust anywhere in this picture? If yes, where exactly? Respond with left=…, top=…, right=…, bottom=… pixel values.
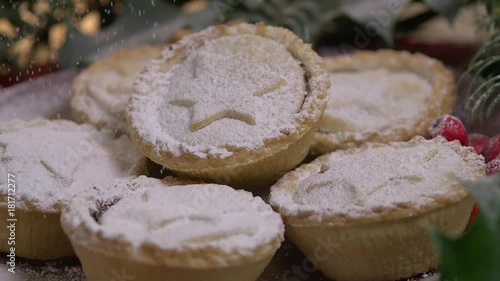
left=284, top=196, right=474, bottom=281
left=270, top=136, right=485, bottom=227
left=70, top=45, right=163, bottom=134
left=312, top=49, right=456, bottom=155
left=61, top=176, right=284, bottom=281
left=126, top=23, right=329, bottom=188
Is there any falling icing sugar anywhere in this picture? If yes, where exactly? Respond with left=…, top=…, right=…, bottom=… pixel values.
left=130, top=34, right=307, bottom=158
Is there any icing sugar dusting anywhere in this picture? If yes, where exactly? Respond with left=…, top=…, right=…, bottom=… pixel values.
left=270, top=137, right=485, bottom=221
left=296, top=143, right=462, bottom=208
left=99, top=182, right=283, bottom=253
left=63, top=176, right=284, bottom=258
left=320, top=69, right=432, bottom=134
left=0, top=119, right=144, bottom=212
left=130, top=34, right=306, bottom=158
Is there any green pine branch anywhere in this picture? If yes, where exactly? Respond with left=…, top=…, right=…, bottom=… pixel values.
left=461, top=21, right=500, bottom=124
left=459, top=0, right=499, bottom=124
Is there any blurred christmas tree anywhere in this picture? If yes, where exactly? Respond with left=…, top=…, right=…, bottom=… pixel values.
left=0, top=0, right=127, bottom=84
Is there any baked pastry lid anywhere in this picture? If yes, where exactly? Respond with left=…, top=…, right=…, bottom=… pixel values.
left=61, top=176, right=284, bottom=268
left=0, top=118, right=146, bottom=213
left=70, top=45, right=164, bottom=133
left=313, top=49, right=456, bottom=153
left=270, top=136, right=486, bottom=227
left=127, top=22, right=330, bottom=171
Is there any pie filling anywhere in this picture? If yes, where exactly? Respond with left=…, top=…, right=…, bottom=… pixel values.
left=319, top=68, right=432, bottom=134
left=90, top=196, right=122, bottom=223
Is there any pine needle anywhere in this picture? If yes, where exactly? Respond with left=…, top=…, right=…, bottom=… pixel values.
left=467, top=76, right=500, bottom=123
left=462, top=24, right=500, bottom=123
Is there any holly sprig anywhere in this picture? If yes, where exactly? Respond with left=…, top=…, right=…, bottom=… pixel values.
left=432, top=174, right=500, bottom=281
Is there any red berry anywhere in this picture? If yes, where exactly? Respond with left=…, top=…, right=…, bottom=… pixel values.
left=428, top=115, right=468, bottom=146
left=468, top=133, right=489, bottom=155
left=486, top=158, right=500, bottom=176
left=483, top=134, right=500, bottom=163
left=468, top=203, right=479, bottom=224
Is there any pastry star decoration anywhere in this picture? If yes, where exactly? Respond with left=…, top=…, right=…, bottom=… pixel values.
left=169, top=49, right=286, bottom=132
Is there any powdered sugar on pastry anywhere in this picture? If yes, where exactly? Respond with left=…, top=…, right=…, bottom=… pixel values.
left=70, top=45, right=163, bottom=133
left=270, top=136, right=485, bottom=226
left=61, top=176, right=284, bottom=267
left=130, top=33, right=307, bottom=158
left=312, top=50, right=456, bottom=155
left=320, top=69, right=432, bottom=133
left=0, top=119, right=145, bottom=212
left=101, top=184, right=281, bottom=253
